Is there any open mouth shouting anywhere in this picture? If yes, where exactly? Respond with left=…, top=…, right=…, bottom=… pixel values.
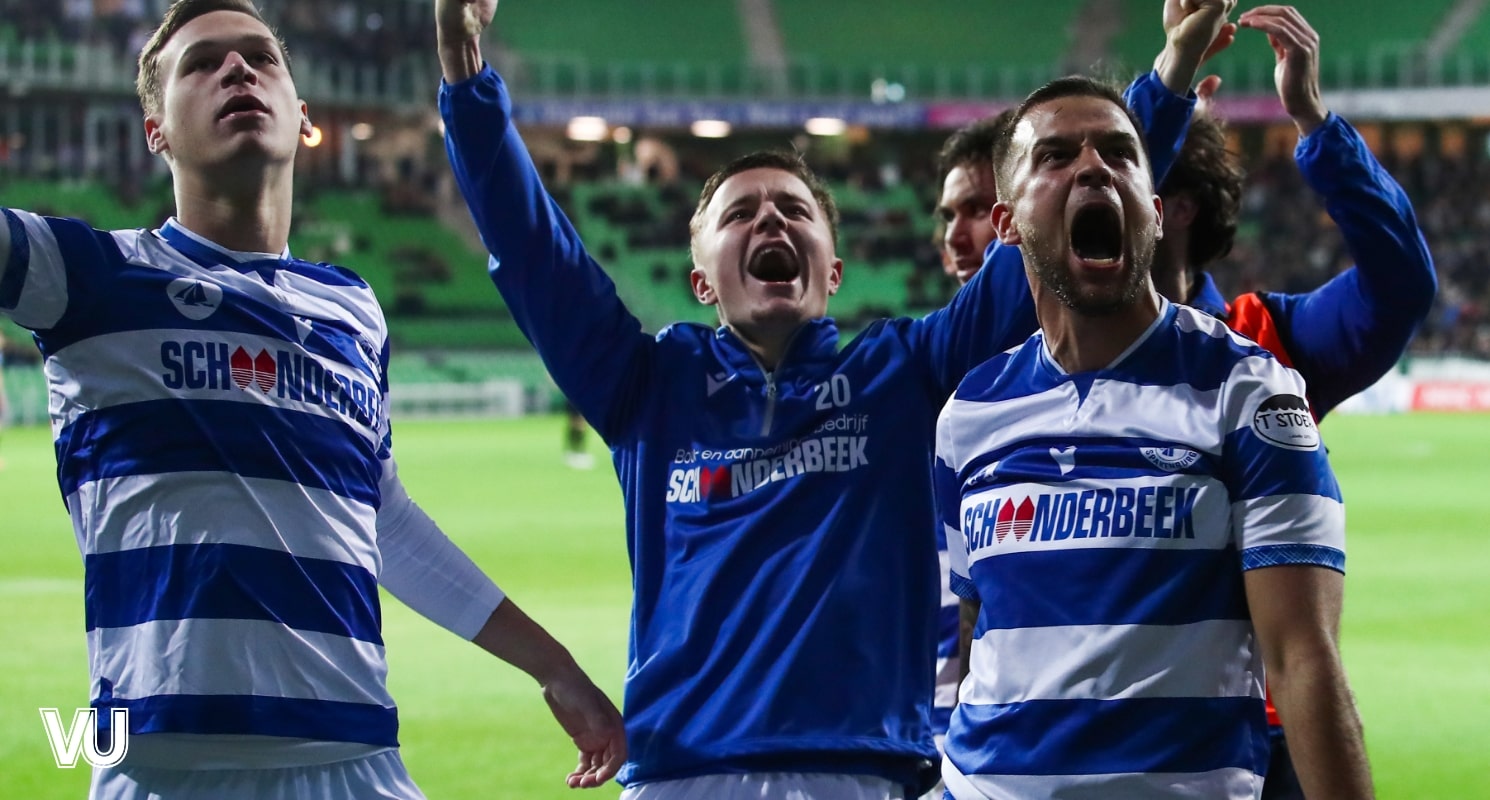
left=217, top=94, right=270, bottom=122
left=747, top=243, right=802, bottom=284
left=1069, top=202, right=1124, bottom=269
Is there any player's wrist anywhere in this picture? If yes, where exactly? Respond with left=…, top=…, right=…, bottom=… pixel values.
left=437, top=38, right=483, bottom=85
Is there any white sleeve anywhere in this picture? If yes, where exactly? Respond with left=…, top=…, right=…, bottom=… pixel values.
left=376, top=457, right=507, bottom=640
left=1, top=209, right=71, bottom=329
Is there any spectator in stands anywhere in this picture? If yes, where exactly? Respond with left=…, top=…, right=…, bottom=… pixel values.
left=0, top=1, right=623, bottom=796
left=438, top=0, right=1233, bottom=797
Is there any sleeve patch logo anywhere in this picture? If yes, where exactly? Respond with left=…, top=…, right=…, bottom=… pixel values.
left=1251, top=394, right=1319, bottom=451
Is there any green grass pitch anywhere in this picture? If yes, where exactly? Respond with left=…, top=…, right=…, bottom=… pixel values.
left=1, top=413, right=1486, bottom=798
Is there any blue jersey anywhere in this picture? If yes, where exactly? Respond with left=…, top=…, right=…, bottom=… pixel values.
left=934, top=301, right=1345, bottom=798
left=1, top=211, right=400, bottom=765
left=440, top=66, right=1042, bottom=789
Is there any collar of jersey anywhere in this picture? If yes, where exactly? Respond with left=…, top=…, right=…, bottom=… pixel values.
left=158, top=218, right=290, bottom=276
left=713, top=317, right=839, bottom=379
left=1187, top=270, right=1227, bottom=318
left=1037, top=297, right=1174, bottom=378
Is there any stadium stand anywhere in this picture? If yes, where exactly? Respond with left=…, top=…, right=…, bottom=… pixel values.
left=1108, top=0, right=1460, bottom=91
left=774, top=0, right=1084, bottom=98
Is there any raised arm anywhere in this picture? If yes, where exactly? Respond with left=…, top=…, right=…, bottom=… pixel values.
left=435, top=0, right=654, bottom=443
left=1239, top=6, right=1436, bottom=418
left=376, top=459, right=626, bottom=787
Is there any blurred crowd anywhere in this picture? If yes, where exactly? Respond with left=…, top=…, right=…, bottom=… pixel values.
left=0, top=0, right=431, bottom=67
left=1221, top=146, right=1490, bottom=359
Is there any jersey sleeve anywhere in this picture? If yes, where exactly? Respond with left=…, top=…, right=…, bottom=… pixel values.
left=1, top=208, right=72, bottom=330
left=439, top=65, right=655, bottom=445
left=1265, top=113, right=1437, bottom=418
left=1122, top=69, right=1197, bottom=188
left=935, top=404, right=978, bottom=600
left=1219, top=355, right=1345, bottom=573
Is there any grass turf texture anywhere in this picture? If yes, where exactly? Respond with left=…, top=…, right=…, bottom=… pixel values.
left=0, top=413, right=1486, bottom=798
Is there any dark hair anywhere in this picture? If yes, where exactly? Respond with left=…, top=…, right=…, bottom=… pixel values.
left=1159, top=113, right=1243, bottom=268
left=991, top=76, right=1150, bottom=197
left=137, top=0, right=289, bottom=116
left=936, top=110, right=1015, bottom=178
left=689, top=151, right=839, bottom=259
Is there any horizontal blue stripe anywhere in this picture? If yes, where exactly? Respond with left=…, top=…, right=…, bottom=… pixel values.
left=961, top=436, right=1219, bottom=489
left=1222, top=426, right=1341, bottom=501
left=971, top=547, right=1248, bottom=630
left=56, top=399, right=382, bottom=505
left=947, top=696, right=1268, bottom=776
left=86, top=542, right=383, bottom=643
left=1242, top=543, right=1345, bottom=573
left=1, top=209, right=29, bottom=310
left=109, top=693, right=397, bottom=747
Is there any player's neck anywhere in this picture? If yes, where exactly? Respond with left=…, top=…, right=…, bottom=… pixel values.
left=1150, top=263, right=1195, bottom=307
left=1037, top=287, right=1163, bottom=374
left=171, top=163, right=295, bottom=255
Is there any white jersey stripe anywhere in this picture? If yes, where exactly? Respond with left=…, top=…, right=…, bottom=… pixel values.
left=960, top=620, right=1261, bottom=706
left=68, top=473, right=379, bottom=573
left=90, top=617, right=394, bottom=708
left=946, top=767, right=1261, bottom=800
left=45, top=328, right=383, bottom=443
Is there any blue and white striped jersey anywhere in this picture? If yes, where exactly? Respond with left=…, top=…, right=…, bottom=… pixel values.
left=2, top=210, right=400, bottom=765
left=933, top=300, right=1345, bottom=799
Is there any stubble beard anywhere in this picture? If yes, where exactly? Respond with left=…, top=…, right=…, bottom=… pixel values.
left=1023, top=223, right=1156, bottom=317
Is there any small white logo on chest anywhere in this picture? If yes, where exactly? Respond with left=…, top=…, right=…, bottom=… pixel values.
left=167, top=278, right=223, bottom=321
left=1049, top=446, right=1076, bottom=475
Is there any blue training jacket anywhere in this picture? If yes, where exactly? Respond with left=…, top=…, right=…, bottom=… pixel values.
left=440, top=66, right=1192, bottom=789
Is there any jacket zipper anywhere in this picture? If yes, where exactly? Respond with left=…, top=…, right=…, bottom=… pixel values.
left=760, top=375, right=777, bottom=436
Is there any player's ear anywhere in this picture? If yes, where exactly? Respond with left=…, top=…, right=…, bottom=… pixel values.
left=991, top=201, right=1020, bottom=246
left=299, top=101, right=313, bottom=139
left=826, top=258, right=843, bottom=296
left=1152, top=195, right=1164, bottom=241
left=690, top=267, right=717, bottom=306
left=144, top=114, right=169, bottom=156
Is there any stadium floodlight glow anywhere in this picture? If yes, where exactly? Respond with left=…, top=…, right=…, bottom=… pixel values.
left=302, top=126, right=324, bottom=148
left=350, top=123, right=374, bottom=141
left=612, top=126, right=634, bottom=144
left=804, top=117, right=847, bottom=136
left=690, top=120, right=732, bottom=138
left=567, top=116, right=609, bottom=142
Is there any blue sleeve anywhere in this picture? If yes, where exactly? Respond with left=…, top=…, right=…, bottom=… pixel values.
left=1122, top=70, right=1196, bottom=189
left=1264, top=114, right=1437, bottom=419
left=909, top=242, right=1036, bottom=398
left=438, top=66, right=653, bottom=444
